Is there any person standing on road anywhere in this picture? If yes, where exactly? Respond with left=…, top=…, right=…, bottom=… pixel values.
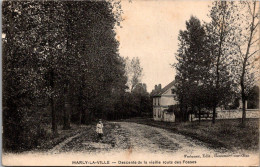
left=96, top=119, right=103, bottom=141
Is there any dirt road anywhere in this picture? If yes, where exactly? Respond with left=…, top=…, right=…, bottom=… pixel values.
left=115, top=122, right=228, bottom=154
left=4, top=122, right=257, bottom=166
left=50, top=122, right=228, bottom=155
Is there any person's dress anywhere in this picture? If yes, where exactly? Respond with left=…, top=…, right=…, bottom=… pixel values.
left=96, top=123, right=103, bottom=134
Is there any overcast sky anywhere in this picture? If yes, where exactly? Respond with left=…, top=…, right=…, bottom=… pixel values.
left=116, top=0, right=212, bottom=92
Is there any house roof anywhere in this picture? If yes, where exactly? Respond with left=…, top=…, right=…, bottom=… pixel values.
left=151, top=80, right=175, bottom=97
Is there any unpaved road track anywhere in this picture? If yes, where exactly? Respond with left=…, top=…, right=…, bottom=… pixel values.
left=52, top=122, right=228, bottom=155
left=4, top=122, right=258, bottom=166
left=116, top=122, right=227, bottom=154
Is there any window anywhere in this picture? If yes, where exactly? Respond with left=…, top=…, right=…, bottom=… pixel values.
left=171, top=89, right=175, bottom=94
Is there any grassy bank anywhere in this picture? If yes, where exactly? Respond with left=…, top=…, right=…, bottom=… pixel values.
left=33, top=123, right=93, bottom=152
left=123, top=117, right=259, bottom=152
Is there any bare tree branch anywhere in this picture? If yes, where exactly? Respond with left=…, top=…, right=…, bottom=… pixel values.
left=250, top=38, right=260, bottom=46
left=248, top=49, right=260, bottom=59
left=252, top=22, right=259, bottom=31
left=234, top=42, right=245, bottom=60
left=246, top=1, right=253, bottom=16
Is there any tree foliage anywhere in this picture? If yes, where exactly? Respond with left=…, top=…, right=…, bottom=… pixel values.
left=125, top=57, right=143, bottom=92
left=2, top=0, right=130, bottom=151
left=206, top=1, right=239, bottom=123
left=174, top=16, right=214, bottom=122
left=173, top=1, right=258, bottom=126
left=229, top=0, right=259, bottom=126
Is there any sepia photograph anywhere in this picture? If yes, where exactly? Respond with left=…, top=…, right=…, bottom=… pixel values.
left=1, top=0, right=260, bottom=166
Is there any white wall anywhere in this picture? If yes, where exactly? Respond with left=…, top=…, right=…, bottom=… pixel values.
left=217, top=109, right=259, bottom=119
left=160, top=85, right=177, bottom=106
left=163, top=112, right=175, bottom=122
left=153, top=97, right=161, bottom=106
left=161, top=96, right=176, bottom=106
left=153, top=107, right=163, bottom=121
left=153, top=85, right=177, bottom=122
left=191, top=109, right=259, bottom=121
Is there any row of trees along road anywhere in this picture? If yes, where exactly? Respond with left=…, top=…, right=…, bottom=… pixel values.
left=173, top=1, right=259, bottom=126
left=2, top=1, right=151, bottom=152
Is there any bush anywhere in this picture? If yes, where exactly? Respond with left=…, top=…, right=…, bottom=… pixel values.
left=168, top=105, right=189, bottom=122
left=3, top=121, right=49, bottom=152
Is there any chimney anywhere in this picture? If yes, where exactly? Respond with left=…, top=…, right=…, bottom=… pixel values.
left=158, top=84, right=162, bottom=90
left=155, top=85, right=158, bottom=90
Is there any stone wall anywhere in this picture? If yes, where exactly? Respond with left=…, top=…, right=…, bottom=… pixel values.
left=216, top=109, right=259, bottom=119
left=190, top=109, right=259, bottom=121
left=155, top=109, right=259, bottom=122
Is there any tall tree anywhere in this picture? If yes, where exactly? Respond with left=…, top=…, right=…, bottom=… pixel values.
left=2, top=0, right=126, bottom=151
left=125, top=57, right=143, bottom=92
left=174, top=16, right=213, bottom=122
left=231, top=1, right=259, bottom=126
left=2, top=0, right=66, bottom=148
left=207, top=1, right=237, bottom=123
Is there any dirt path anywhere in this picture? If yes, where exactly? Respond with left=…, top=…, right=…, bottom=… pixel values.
left=115, top=122, right=228, bottom=155
left=49, top=121, right=228, bottom=155
left=48, top=133, right=82, bottom=154
left=4, top=122, right=258, bottom=166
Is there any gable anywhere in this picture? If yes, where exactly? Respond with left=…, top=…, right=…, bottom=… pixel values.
left=151, top=80, right=175, bottom=97
left=162, top=85, right=175, bottom=96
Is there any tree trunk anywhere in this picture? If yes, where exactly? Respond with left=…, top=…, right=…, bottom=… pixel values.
left=51, top=95, right=58, bottom=135
left=78, top=82, right=84, bottom=124
left=212, top=2, right=226, bottom=124
left=62, top=1, right=72, bottom=129
left=63, top=82, right=71, bottom=130
left=79, top=109, right=82, bottom=125
left=212, top=106, right=216, bottom=124
left=63, top=101, right=71, bottom=130
left=50, top=69, right=58, bottom=135
left=241, top=73, right=246, bottom=127
left=198, top=108, right=201, bottom=123
left=240, top=1, right=256, bottom=127
left=241, top=97, right=246, bottom=127
left=191, top=106, right=194, bottom=122
left=91, top=111, right=94, bottom=123
left=63, top=105, right=71, bottom=129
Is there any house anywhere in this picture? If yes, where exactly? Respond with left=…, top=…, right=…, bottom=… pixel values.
left=151, top=80, right=177, bottom=122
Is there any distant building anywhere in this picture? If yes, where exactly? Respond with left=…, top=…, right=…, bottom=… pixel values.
left=151, top=80, right=177, bottom=122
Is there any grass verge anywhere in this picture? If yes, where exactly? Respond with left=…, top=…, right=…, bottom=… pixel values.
left=35, top=123, right=91, bottom=151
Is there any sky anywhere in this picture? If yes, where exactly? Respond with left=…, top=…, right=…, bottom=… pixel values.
left=116, top=0, right=211, bottom=92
